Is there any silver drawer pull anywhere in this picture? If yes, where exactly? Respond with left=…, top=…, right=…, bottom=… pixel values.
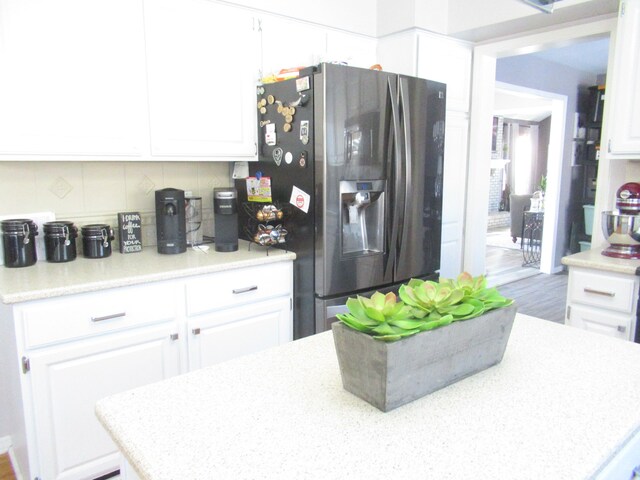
left=583, top=288, right=615, bottom=297
left=617, top=325, right=627, bottom=333
left=91, top=312, right=126, bottom=322
left=232, top=285, right=258, bottom=294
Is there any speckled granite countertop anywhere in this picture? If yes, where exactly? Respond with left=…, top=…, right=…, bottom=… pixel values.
left=562, top=248, right=640, bottom=276
left=96, top=314, right=640, bottom=480
left=0, top=241, right=295, bottom=304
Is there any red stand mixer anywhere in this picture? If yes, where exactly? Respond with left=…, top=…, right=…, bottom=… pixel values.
left=601, top=182, right=640, bottom=259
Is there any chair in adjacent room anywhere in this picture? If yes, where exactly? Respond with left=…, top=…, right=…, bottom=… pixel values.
left=509, top=194, right=532, bottom=244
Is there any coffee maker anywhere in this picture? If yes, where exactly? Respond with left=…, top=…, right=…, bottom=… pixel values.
left=155, top=188, right=186, bottom=254
left=214, top=188, right=238, bottom=252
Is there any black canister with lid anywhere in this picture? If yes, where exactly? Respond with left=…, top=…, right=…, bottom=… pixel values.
left=1, top=218, right=38, bottom=268
left=44, top=221, right=78, bottom=263
left=81, top=224, right=114, bottom=259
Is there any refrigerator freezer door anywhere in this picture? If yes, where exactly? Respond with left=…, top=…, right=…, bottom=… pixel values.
left=393, top=75, right=446, bottom=283
left=315, top=64, right=397, bottom=298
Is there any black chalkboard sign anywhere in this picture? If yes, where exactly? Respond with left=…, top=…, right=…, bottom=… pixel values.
left=118, top=212, right=143, bottom=254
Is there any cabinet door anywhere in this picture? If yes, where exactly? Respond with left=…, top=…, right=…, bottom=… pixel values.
left=0, top=0, right=147, bottom=158
left=606, top=0, right=640, bottom=158
left=439, top=112, right=468, bottom=279
left=325, top=31, right=377, bottom=69
left=417, top=34, right=472, bottom=113
left=144, top=0, right=258, bottom=158
left=566, top=304, right=633, bottom=341
left=188, top=296, right=291, bottom=371
left=260, top=15, right=327, bottom=77
left=27, top=324, right=181, bottom=480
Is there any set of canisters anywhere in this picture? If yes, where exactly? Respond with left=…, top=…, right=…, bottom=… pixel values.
left=1, top=219, right=114, bottom=268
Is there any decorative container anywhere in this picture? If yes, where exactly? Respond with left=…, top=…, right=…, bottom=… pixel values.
left=44, top=221, right=77, bottom=263
left=1, top=218, right=38, bottom=268
left=81, top=224, right=114, bottom=259
left=331, top=303, right=518, bottom=412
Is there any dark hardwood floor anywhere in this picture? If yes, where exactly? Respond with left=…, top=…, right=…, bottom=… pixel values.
left=495, top=270, right=568, bottom=324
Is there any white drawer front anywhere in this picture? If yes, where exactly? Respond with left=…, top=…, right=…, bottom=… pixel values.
left=185, top=261, right=292, bottom=317
left=569, top=270, right=638, bottom=314
left=20, top=282, right=179, bottom=348
left=567, top=304, right=633, bottom=341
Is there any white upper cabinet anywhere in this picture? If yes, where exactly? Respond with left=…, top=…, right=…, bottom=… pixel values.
left=325, top=31, right=378, bottom=69
left=143, top=0, right=258, bottom=158
left=259, top=15, right=327, bottom=77
left=417, top=33, right=472, bottom=113
left=606, top=0, right=640, bottom=158
left=0, top=0, right=148, bottom=159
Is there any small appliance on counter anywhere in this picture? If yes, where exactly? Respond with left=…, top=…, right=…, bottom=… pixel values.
left=213, top=188, right=238, bottom=252
left=601, top=182, right=640, bottom=259
left=155, top=188, right=186, bottom=254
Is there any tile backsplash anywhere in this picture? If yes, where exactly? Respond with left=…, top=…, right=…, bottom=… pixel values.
left=0, top=161, right=233, bottom=247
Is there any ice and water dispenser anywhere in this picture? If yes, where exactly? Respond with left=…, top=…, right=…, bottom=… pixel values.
left=340, top=180, right=385, bottom=256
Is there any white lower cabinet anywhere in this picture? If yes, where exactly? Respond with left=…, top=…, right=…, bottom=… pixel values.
left=28, top=325, right=181, bottom=480
left=4, top=260, right=293, bottom=480
left=565, top=266, right=639, bottom=341
left=188, top=296, right=292, bottom=370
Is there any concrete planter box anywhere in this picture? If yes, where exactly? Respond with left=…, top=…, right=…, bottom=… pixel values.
left=331, top=304, right=517, bottom=412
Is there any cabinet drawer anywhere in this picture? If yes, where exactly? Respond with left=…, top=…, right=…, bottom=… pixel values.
left=569, top=269, right=638, bottom=314
left=19, top=282, right=179, bottom=349
left=567, top=304, right=633, bottom=341
left=185, top=261, right=292, bottom=316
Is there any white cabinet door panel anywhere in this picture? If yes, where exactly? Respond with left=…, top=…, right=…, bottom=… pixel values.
left=439, top=112, right=468, bottom=278
left=325, top=31, right=377, bottom=68
left=567, top=304, right=632, bottom=341
left=606, top=0, right=640, bottom=158
left=28, top=325, right=180, bottom=480
left=144, top=0, right=258, bottom=158
left=0, top=0, right=147, bottom=158
left=188, top=296, right=291, bottom=371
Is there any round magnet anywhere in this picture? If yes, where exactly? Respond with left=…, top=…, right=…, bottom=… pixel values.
left=285, top=114, right=293, bottom=123
left=277, top=104, right=284, bottom=114
left=267, top=95, right=275, bottom=104
left=260, top=98, right=267, bottom=107
left=284, top=151, right=293, bottom=164
left=283, top=123, right=292, bottom=132
left=259, top=107, right=267, bottom=115
left=289, top=107, right=296, bottom=116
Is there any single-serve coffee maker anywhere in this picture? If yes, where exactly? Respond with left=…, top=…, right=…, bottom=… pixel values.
left=214, top=188, right=238, bottom=252
left=155, top=188, right=186, bottom=254
left=340, top=180, right=385, bottom=256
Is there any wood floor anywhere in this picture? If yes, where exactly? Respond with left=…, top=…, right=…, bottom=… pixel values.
left=496, top=270, right=568, bottom=324
left=0, top=454, right=15, bottom=480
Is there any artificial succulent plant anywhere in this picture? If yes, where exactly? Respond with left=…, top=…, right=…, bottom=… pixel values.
left=336, top=272, right=513, bottom=342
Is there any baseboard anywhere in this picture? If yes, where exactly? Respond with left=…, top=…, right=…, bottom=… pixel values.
left=0, top=435, right=10, bottom=453
left=8, top=447, right=24, bottom=480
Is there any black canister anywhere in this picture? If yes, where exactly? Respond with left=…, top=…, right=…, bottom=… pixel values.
left=44, top=221, right=78, bottom=263
left=1, top=219, right=38, bottom=268
left=81, top=224, right=114, bottom=259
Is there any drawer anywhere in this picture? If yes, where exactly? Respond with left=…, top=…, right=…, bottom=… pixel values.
left=569, top=269, right=639, bottom=314
left=19, top=281, right=179, bottom=349
left=185, top=261, right=292, bottom=317
left=566, top=304, right=633, bottom=341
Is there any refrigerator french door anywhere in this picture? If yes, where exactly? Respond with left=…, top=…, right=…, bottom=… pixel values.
left=238, top=63, right=445, bottom=339
left=314, top=64, right=445, bottom=332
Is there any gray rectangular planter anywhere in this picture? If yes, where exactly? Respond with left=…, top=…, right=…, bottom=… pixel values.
left=332, top=304, right=517, bottom=412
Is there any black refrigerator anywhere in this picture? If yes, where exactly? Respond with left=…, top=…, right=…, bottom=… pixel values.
left=236, top=63, right=446, bottom=339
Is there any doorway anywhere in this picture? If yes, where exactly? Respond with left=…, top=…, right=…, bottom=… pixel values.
left=464, top=18, right=616, bottom=281
left=486, top=83, right=558, bottom=285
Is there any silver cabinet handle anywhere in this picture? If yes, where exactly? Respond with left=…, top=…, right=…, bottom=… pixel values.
left=232, top=286, right=258, bottom=294
left=91, top=312, right=126, bottom=322
left=617, top=325, right=627, bottom=333
left=583, top=288, right=615, bottom=297
left=170, top=333, right=179, bottom=341
left=192, top=328, right=201, bottom=335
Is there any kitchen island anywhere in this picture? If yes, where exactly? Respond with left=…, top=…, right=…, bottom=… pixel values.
left=96, top=314, right=640, bottom=479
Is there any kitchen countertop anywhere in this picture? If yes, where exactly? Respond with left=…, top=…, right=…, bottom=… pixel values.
left=96, top=314, right=640, bottom=480
left=0, top=241, right=295, bottom=304
left=562, top=247, right=640, bottom=275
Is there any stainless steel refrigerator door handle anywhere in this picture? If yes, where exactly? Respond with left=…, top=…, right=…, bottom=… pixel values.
left=387, top=77, right=402, bottom=276
left=397, top=77, right=412, bottom=265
